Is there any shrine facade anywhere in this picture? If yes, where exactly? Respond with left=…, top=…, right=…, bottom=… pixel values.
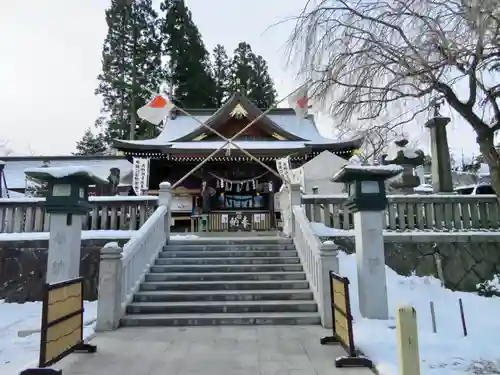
left=113, top=92, right=362, bottom=232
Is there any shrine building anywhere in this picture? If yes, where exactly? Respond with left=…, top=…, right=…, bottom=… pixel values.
left=113, top=92, right=362, bottom=232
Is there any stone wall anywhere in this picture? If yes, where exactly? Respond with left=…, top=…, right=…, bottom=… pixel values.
left=0, top=238, right=129, bottom=302
left=332, top=236, right=500, bottom=292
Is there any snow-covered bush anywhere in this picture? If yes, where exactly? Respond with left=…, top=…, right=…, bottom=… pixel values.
left=476, top=274, right=500, bottom=297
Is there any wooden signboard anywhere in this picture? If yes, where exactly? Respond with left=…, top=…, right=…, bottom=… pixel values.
left=320, top=272, right=372, bottom=368
left=228, top=212, right=252, bottom=231
left=21, top=277, right=97, bottom=375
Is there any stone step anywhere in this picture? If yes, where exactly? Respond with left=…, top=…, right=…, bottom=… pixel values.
left=133, top=289, right=314, bottom=303
left=120, top=312, right=321, bottom=326
left=164, top=244, right=296, bottom=251
left=126, top=300, right=318, bottom=314
left=145, top=271, right=307, bottom=282
left=139, top=280, right=310, bottom=291
left=154, top=257, right=300, bottom=266
left=168, top=237, right=292, bottom=245
left=150, top=264, right=303, bottom=273
left=158, top=250, right=298, bottom=258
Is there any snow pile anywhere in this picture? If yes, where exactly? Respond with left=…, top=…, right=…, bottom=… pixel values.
left=338, top=251, right=500, bottom=375
left=476, top=274, right=500, bottom=297
left=0, top=300, right=97, bottom=375
left=385, top=146, right=420, bottom=162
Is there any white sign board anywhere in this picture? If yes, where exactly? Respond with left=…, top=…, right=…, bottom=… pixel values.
left=132, top=158, right=150, bottom=196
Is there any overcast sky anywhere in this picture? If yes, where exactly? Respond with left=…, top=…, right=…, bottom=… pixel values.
left=0, top=0, right=480, bottom=159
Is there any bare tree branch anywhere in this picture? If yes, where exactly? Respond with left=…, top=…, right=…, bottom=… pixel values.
left=287, top=0, right=500, bottom=194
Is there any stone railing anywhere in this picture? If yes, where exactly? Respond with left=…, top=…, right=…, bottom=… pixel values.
left=278, top=184, right=337, bottom=328
left=95, top=182, right=172, bottom=331
left=302, top=193, right=500, bottom=231
left=0, top=196, right=158, bottom=233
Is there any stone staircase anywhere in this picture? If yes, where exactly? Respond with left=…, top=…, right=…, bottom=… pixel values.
left=121, top=237, right=321, bottom=326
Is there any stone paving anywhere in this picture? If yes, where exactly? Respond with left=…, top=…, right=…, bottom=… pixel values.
left=56, top=326, right=374, bottom=375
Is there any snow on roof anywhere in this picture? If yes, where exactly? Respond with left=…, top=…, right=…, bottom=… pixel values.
left=2, top=157, right=132, bottom=190
left=24, top=166, right=109, bottom=184
left=332, top=164, right=404, bottom=182
left=117, top=111, right=349, bottom=147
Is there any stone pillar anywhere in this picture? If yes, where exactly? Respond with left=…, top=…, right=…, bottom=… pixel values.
left=46, top=214, right=84, bottom=283
left=353, top=210, right=389, bottom=319
left=318, top=241, right=339, bottom=328
left=159, top=181, right=172, bottom=243
left=425, top=116, right=453, bottom=193
left=96, top=243, right=123, bottom=332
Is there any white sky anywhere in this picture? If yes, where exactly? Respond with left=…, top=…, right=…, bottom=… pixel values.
left=0, top=0, right=480, bottom=159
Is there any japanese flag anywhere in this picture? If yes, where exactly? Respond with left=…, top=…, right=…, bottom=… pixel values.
left=137, top=94, right=175, bottom=125
left=288, top=85, right=309, bottom=118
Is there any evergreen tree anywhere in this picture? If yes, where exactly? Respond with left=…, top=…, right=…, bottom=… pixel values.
left=248, top=54, right=277, bottom=108
left=211, top=44, right=230, bottom=107
left=74, top=128, right=108, bottom=155
left=159, top=0, right=216, bottom=108
left=229, top=42, right=277, bottom=108
left=95, top=0, right=163, bottom=141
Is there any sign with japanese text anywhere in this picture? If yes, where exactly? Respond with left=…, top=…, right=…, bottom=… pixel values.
left=228, top=212, right=252, bottom=231
left=132, top=157, right=150, bottom=196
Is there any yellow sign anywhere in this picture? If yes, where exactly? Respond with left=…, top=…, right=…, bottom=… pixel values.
left=33, top=277, right=97, bottom=369
left=320, top=272, right=373, bottom=368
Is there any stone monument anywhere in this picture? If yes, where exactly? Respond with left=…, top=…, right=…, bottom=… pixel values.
left=382, top=135, right=425, bottom=193
left=24, top=167, right=108, bottom=283
left=425, top=96, right=453, bottom=192
left=332, top=164, right=403, bottom=319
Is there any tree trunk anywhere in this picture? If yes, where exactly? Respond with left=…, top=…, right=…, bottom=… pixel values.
left=476, top=134, right=500, bottom=200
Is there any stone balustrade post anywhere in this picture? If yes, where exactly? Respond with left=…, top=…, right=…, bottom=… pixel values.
left=318, top=241, right=339, bottom=328
left=312, top=186, right=321, bottom=222
left=96, top=242, right=123, bottom=332
left=290, top=183, right=302, bottom=235
left=158, top=181, right=172, bottom=243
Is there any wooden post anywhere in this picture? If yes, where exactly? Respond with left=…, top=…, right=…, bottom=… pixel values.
left=396, top=305, right=421, bottom=375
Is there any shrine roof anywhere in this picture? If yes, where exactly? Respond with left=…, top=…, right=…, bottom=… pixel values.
left=113, top=92, right=363, bottom=152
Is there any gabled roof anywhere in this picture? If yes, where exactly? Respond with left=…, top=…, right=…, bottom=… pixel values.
left=171, top=92, right=305, bottom=142
left=112, top=92, right=364, bottom=153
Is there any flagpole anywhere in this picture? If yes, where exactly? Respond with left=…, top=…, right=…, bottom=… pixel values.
left=171, top=81, right=310, bottom=189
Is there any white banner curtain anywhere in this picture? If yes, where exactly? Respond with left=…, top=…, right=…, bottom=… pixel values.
left=132, top=157, right=150, bottom=195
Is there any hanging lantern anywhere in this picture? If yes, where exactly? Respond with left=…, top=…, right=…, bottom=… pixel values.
left=253, top=179, right=257, bottom=189
left=268, top=181, right=273, bottom=192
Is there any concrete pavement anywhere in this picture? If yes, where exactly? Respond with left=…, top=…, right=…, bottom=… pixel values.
left=55, top=326, right=374, bottom=375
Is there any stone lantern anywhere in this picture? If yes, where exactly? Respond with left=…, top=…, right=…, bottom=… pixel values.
left=382, top=135, right=425, bottom=194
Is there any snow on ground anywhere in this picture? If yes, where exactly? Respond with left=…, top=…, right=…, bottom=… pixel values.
left=339, top=251, right=500, bottom=375
left=0, top=300, right=97, bottom=375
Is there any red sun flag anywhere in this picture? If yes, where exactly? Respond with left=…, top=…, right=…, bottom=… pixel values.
left=149, top=95, right=168, bottom=108
left=137, top=94, right=175, bottom=125
left=288, top=85, right=309, bottom=118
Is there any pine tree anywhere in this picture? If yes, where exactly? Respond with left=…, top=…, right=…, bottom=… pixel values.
left=229, top=42, right=277, bottom=108
left=95, top=0, right=163, bottom=141
left=159, top=0, right=216, bottom=108
left=74, top=128, right=108, bottom=155
left=211, top=44, right=230, bottom=107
